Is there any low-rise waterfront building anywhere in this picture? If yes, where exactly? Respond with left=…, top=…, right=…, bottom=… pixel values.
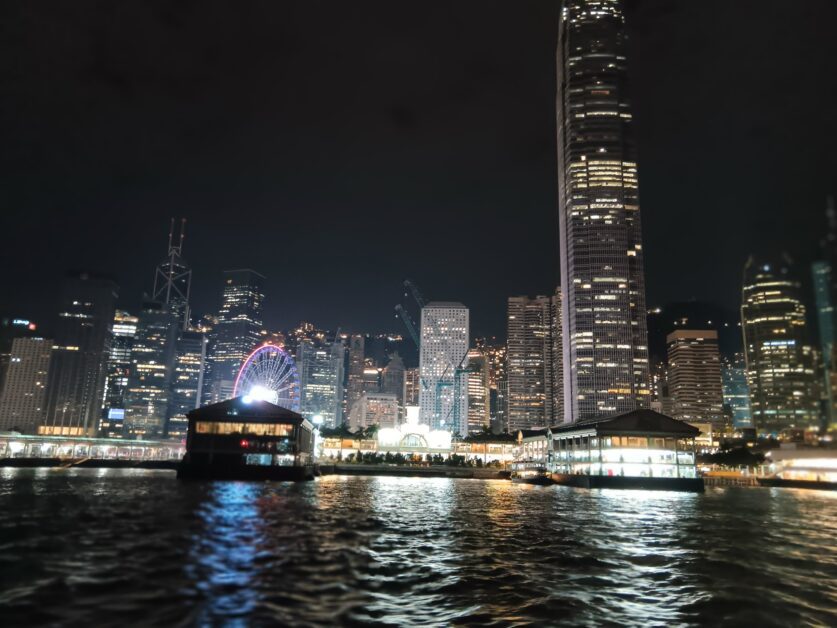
left=764, top=446, right=837, bottom=483
left=0, top=432, right=184, bottom=462
left=320, top=411, right=516, bottom=465
left=513, top=409, right=703, bottom=491
left=178, top=396, right=315, bottom=481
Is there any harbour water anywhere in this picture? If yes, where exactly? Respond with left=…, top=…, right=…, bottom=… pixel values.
left=1, top=469, right=836, bottom=626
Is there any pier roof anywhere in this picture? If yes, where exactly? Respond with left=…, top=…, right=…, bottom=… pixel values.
left=187, top=396, right=306, bottom=424
left=552, top=409, right=700, bottom=438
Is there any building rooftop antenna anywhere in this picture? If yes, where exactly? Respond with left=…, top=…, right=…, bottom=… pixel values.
left=153, top=217, right=192, bottom=330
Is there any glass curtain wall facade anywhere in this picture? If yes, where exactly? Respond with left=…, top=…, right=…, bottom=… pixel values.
left=556, top=0, right=650, bottom=422
left=167, top=330, right=207, bottom=437
left=741, top=256, right=819, bottom=434
left=209, top=269, right=265, bottom=402
left=298, top=339, right=345, bottom=429
left=124, top=302, right=179, bottom=438
left=100, top=311, right=138, bottom=437
left=721, top=353, right=753, bottom=429
left=42, top=272, right=118, bottom=436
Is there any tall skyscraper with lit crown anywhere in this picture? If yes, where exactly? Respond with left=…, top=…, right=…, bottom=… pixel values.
left=556, top=0, right=650, bottom=422
left=209, top=269, right=265, bottom=401
left=741, top=256, right=819, bottom=434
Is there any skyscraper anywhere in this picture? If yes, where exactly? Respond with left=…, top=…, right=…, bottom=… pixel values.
left=43, top=272, right=118, bottom=436
left=506, top=294, right=562, bottom=432
left=474, top=338, right=507, bottom=432
left=124, top=302, right=179, bottom=438
left=741, top=256, right=819, bottom=434
left=812, top=261, right=835, bottom=427
left=381, top=353, right=406, bottom=403
left=721, top=353, right=753, bottom=429
left=100, top=310, right=138, bottom=438
left=298, top=338, right=345, bottom=428
left=166, top=329, right=207, bottom=437
left=418, top=302, right=469, bottom=435
left=812, top=196, right=837, bottom=429
left=0, top=316, right=40, bottom=398
left=556, top=0, right=650, bottom=422
left=404, top=367, right=420, bottom=406
left=209, top=269, right=265, bottom=401
left=345, top=334, right=366, bottom=421
left=465, top=348, right=490, bottom=434
left=666, top=330, right=725, bottom=427
left=0, top=337, right=52, bottom=433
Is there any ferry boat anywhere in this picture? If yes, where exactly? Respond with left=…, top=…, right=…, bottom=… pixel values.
left=177, top=397, right=315, bottom=481
left=510, top=464, right=555, bottom=486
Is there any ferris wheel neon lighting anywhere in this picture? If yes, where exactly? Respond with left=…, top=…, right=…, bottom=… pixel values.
left=233, top=344, right=301, bottom=411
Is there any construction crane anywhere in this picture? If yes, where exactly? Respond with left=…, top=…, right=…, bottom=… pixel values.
left=393, top=278, right=470, bottom=422
left=403, top=279, right=426, bottom=310
left=394, top=304, right=420, bottom=350
left=437, top=348, right=473, bottom=436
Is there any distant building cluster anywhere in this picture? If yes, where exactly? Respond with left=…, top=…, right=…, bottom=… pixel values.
left=1, top=0, right=834, bottom=444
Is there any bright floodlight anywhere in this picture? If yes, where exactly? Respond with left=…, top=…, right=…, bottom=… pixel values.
left=249, top=385, right=278, bottom=404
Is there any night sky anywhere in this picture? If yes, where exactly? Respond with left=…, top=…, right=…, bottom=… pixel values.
left=2, top=1, right=836, bottom=340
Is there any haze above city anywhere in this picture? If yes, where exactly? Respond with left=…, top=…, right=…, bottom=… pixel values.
left=2, top=0, right=836, bottom=338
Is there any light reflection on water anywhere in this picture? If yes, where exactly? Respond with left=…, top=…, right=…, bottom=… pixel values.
left=0, top=470, right=836, bottom=626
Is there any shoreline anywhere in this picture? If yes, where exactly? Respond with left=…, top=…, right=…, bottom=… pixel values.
left=2, top=459, right=835, bottom=492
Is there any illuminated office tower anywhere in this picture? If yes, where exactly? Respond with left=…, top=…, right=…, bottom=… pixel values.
left=0, top=317, right=40, bottom=398
left=209, top=269, right=265, bottom=401
left=100, top=311, right=139, bottom=438
left=474, top=338, right=507, bottom=432
left=721, top=353, right=753, bottom=429
left=418, top=302, right=469, bottom=435
left=556, top=0, right=650, bottom=421
left=404, top=367, right=420, bottom=406
left=166, top=329, right=207, bottom=437
left=43, top=272, right=118, bottom=436
left=741, top=256, right=819, bottom=434
left=506, top=294, right=562, bottom=431
left=666, top=330, right=724, bottom=427
left=812, top=196, right=837, bottom=428
left=298, top=338, right=345, bottom=428
left=345, top=334, right=366, bottom=420
left=812, top=261, right=835, bottom=427
left=124, top=302, right=178, bottom=438
left=0, top=337, right=53, bottom=433
left=465, top=348, right=490, bottom=434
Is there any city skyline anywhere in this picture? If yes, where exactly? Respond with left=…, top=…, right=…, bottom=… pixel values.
left=2, top=1, right=837, bottom=338
left=2, top=3, right=837, bottom=626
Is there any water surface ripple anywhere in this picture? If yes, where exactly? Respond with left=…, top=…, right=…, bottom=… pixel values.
left=1, top=469, right=836, bottom=626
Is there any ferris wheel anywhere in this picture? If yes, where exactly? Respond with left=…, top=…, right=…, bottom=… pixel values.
left=233, top=344, right=301, bottom=411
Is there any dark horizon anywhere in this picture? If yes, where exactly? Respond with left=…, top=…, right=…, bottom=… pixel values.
left=2, top=0, right=836, bottom=339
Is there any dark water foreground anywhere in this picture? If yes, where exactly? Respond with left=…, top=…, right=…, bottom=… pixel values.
left=1, top=469, right=836, bottom=627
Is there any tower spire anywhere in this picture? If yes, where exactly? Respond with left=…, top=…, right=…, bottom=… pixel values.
left=152, top=218, right=192, bottom=330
